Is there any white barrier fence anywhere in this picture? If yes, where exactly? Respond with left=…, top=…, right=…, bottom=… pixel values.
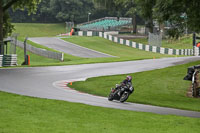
left=0, top=54, right=18, bottom=67
left=0, top=55, right=2, bottom=67
left=76, top=31, right=197, bottom=56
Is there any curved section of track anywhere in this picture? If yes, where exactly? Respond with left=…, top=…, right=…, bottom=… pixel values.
left=0, top=56, right=200, bottom=118
left=28, top=37, right=115, bottom=58
left=53, top=79, right=200, bottom=118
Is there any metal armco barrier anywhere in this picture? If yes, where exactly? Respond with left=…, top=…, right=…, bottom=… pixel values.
left=0, top=54, right=18, bottom=67
left=17, top=40, right=64, bottom=61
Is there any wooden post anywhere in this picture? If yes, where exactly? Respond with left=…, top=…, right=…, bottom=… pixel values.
left=0, top=1, right=4, bottom=55
left=0, top=41, right=3, bottom=55
left=22, top=37, right=28, bottom=65
left=193, top=33, right=196, bottom=56
left=24, top=37, right=28, bottom=65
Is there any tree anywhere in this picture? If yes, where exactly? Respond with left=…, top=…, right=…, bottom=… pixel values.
left=94, top=0, right=121, bottom=17
left=154, top=0, right=186, bottom=38
left=8, top=0, right=114, bottom=24
left=136, top=0, right=156, bottom=33
left=155, top=0, right=200, bottom=35
left=3, top=11, right=14, bottom=38
left=94, top=0, right=115, bottom=9
left=47, top=0, right=94, bottom=23
left=186, top=0, right=200, bottom=33
left=0, top=0, right=41, bottom=55
left=114, top=0, right=138, bottom=33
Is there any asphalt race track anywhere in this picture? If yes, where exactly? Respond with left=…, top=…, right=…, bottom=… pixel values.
left=28, top=37, right=115, bottom=58
left=1, top=56, right=200, bottom=118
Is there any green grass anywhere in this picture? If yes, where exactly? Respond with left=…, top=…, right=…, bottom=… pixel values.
left=16, top=46, right=61, bottom=66
left=64, top=36, right=178, bottom=60
left=13, top=23, right=66, bottom=37
left=70, top=61, right=200, bottom=111
left=0, top=91, right=199, bottom=133
left=130, top=36, right=193, bottom=49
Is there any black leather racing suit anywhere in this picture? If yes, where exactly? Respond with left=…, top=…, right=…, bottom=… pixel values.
left=119, top=79, right=134, bottom=93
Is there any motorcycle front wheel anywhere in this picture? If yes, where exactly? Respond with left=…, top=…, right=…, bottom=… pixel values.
left=119, top=92, right=129, bottom=102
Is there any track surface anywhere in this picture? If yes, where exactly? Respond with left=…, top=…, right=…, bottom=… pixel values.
left=28, top=37, right=114, bottom=58
left=0, top=57, right=200, bottom=118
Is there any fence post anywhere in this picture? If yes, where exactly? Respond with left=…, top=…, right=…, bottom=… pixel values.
left=193, top=33, right=196, bottom=56
left=13, top=34, right=19, bottom=54
left=24, top=37, right=28, bottom=58
left=22, top=37, right=29, bottom=65
left=61, top=53, right=64, bottom=61
left=0, top=40, right=4, bottom=55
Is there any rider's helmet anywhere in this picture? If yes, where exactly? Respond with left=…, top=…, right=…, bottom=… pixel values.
left=126, top=75, right=132, bottom=82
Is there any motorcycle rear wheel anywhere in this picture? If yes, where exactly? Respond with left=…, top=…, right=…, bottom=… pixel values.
left=108, top=93, right=114, bottom=101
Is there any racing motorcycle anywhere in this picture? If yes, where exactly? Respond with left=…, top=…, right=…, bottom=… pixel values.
left=108, top=84, right=133, bottom=102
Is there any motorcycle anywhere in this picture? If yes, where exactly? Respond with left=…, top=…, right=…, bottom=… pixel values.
left=108, top=84, right=133, bottom=102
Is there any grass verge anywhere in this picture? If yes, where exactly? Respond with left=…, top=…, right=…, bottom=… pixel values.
left=63, top=36, right=178, bottom=60
left=70, top=60, right=200, bottom=111
left=13, top=23, right=66, bottom=37
left=0, top=91, right=199, bottom=133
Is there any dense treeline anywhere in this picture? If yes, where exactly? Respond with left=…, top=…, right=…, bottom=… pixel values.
left=94, top=0, right=200, bottom=39
left=2, top=0, right=200, bottom=41
left=9, top=0, right=125, bottom=24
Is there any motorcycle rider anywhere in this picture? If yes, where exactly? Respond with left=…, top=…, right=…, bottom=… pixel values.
left=117, top=75, right=134, bottom=95
left=108, top=75, right=134, bottom=102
